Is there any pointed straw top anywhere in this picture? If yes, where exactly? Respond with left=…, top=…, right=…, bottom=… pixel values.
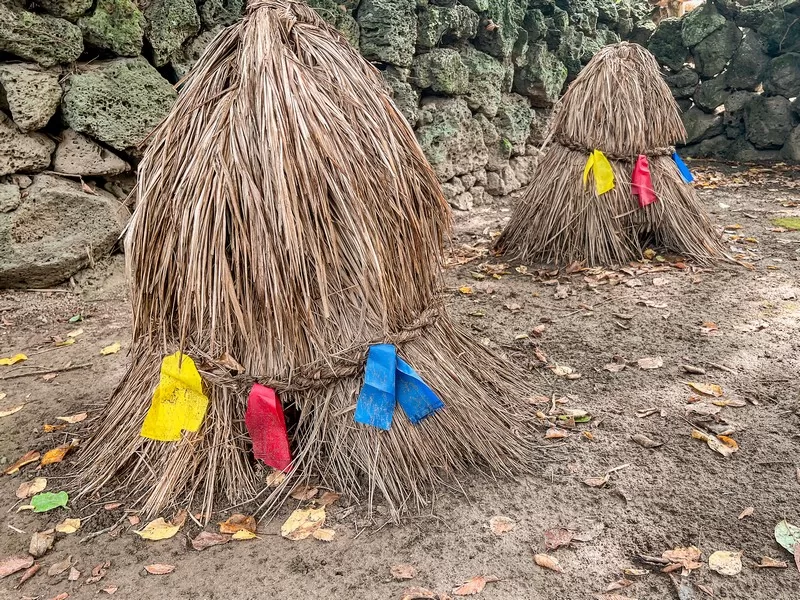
left=548, top=42, right=686, bottom=158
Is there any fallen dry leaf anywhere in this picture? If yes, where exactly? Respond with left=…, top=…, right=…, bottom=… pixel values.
left=0, top=353, right=27, bottom=366
left=488, top=516, right=515, bottom=536
left=101, top=587, right=118, bottom=594
left=637, top=357, right=663, bottom=370
left=603, top=363, right=626, bottom=373
left=47, top=594, right=69, bottom=600
left=391, top=564, right=416, bottom=580
left=738, top=507, right=754, bottom=520
left=686, top=382, right=723, bottom=397
left=55, top=413, right=87, bottom=424
left=29, top=530, right=55, bottom=558
left=691, top=430, right=738, bottom=457
left=623, top=568, right=649, bottom=577
left=232, top=529, right=258, bottom=541
left=266, top=470, right=286, bottom=487
left=534, top=554, right=563, bottom=573
left=134, top=518, right=180, bottom=541
left=86, top=561, right=110, bottom=584
left=310, top=528, right=334, bottom=542
left=3, top=450, right=40, bottom=475
left=709, top=550, right=742, bottom=576
left=43, top=424, right=67, bottom=433
left=17, top=562, right=40, bottom=587
left=48, top=556, right=72, bottom=577
left=191, top=531, right=230, bottom=551
left=144, top=564, right=175, bottom=575
left=217, top=352, right=245, bottom=373
left=16, top=478, right=47, bottom=499
left=100, top=343, right=121, bottom=355
left=605, top=579, right=634, bottom=592
left=40, top=446, right=73, bottom=466
left=0, top=405, right=24, bottom=418
left=289, top=485, right=319, bottom=501
left=756, top=556, right=788, bottom=568
left=544, top=528, right=573, bottom=550
left=103, top=503, right=122, bottom=511
left=662, top=545, right=703, bottom=572
left=458, top=286, right=473, bottom=295
left=68, top=567, right=80, bottom=581
left=402, top=587, right=438, bottom=600
left=317, top=491, right=341, bottom=507
left=0, top=555, right=34, bottom=579
left=219, top=514, right=256, bottom=535
left=631, top=434, right=662, bottom=449
left=453, top=575, right=499, bottom=595
left=55, top=518, right=81, bottom=535
left=280, top=507, right=326, bottom=541
left=583, top=474, right=610, bottom=488
left=545, top=427, right=569, bottom=439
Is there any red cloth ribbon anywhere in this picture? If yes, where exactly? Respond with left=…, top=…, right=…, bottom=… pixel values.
left=632, top=155, right=657, bottom=208
left=245, top=383, right=292, bottom=472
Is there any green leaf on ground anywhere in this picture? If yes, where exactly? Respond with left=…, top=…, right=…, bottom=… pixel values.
left=31, top=491, right=69, bottom=513
left=775, top=520, right=800, bottom=554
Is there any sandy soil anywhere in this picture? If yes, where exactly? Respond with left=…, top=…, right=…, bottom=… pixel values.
left=1, top=162, right=799, bottom=600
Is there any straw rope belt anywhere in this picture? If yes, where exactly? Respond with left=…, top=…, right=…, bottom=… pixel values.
left=553, top=136, right=675, bottom=161
left=201, top=306, right=442, bottom=394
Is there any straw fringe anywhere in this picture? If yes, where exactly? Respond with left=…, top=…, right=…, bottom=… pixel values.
left=73, top=0, right=540, bottom=520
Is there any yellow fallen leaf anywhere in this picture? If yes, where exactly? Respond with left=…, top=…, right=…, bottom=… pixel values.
left=134, top=518, right=181, bottom=541
left=56, top=413, right=87, bottom=424
left=140, top=352, right=209, bottom=441
left=3, top=450, right=40, bottom=475
left=458, top=286, right=473, bottom=294
left=43, top=424, right=67, bottom=433
left=54, top=338, right=75, bottom=347
left=101, top=342, right=121, bottom=355
left=709, top=550, right=742, bottom=576
left=686, top=382, right=723, bottom=397
left=55, top=518, right=81, bottom=534
left=280, top=507, right=326, bottom=541
left=16, top=477, right=47, bottom=499
left=0, top=354, right=27, bottom=366
left=534, top=554, right=564, bottom=573
left=311, top=528, right=335, bottom=542
left=219, top=514, right=256, bottom=534
left=231, top=530, right=257, bottom=541
left=40, top=445, right=73, bottom=466
left=691, top=430, right=737, bottom=457
left=0, top=405, right=24, bottom=418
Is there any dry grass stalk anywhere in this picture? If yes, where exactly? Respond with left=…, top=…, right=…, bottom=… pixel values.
left=73, top=0, right=539, bottom=521
left=497, top=42, right=726, bottom=266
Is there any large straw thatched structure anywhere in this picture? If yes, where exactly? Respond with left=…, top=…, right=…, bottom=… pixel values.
left=74, top=0, right=538, bottom=520
left=496, top=43, right=725, bottom=266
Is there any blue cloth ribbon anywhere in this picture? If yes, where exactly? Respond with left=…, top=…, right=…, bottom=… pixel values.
left=672, top=152, right=694, bottom=184
left=354, top=344, right=444, bottom=430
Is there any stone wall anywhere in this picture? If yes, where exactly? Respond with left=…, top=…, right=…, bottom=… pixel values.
left=647, top=0, right=800, bottom=161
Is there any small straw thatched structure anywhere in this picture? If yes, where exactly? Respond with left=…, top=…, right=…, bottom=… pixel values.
left=496, top=42, right=725, bottom=266
left=73, top=0, right=539, bottom=521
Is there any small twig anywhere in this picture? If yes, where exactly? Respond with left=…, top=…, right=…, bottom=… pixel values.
left=24, top=288, right=72, bottom=294
left=708, top=362, right=737, bottom=375
left=7, top=524, right=25, bottom=534
left=606, top=463, right=631, bottom=475
left=0, top=362, right=93, bottom=380
left=79, top=513, right=128, bottom=544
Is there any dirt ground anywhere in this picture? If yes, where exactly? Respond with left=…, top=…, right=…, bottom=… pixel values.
left=1, top=161, right=799, bottom=600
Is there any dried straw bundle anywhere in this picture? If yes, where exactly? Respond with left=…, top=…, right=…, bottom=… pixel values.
left=74, top=0, right=538, bottom=520
left=496, top=42, right=725, bottom=266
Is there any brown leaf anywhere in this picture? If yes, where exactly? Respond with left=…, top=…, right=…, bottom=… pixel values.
left=217, top=352, right=245, bottom=373
left=583, top=474, right=610, bottom=488
left=101, top=586, right=118, bottom=594
left=686, top=382, right=723, bottom=397
left=16, top=477, right=47, bottom=499
left=103, top=502, right=122, bottom=511
left=401, top=587, right=438, bottom=600
left=47, top=594, right=69, bottom=600
left=697, top=584, right=714, bottom=597
left=531, top=324, right=547, bottom=337
left=738, top=507, right=754, bottom=520
left=48, top=556, right=72, bottom=577
left=16, top=563, right=40, bottom=588
left=544, top=528, right=573, bottom=551
left=128, top=515, right=140, bottom=526
left=637, top=357, right=663, bottom=370
left=144, top=564, right=175, bottom=575
left=488, top=516, right=515, bottom=536
left=605, top=579, right=633, bottom=592
left=453, top=575, right=499, bottom=595
left=290, top=485, right=319, bottom=501
left=534, top=554, right=563, bottom=573
left=0, top=555, right=34, bottom=579
left=317, top=491, right=341, bottom=507
left=172, top=509, right=188, bottom=529
left=631, top=434, right=662, bottom=449
left=55, top=413, right=87, bottom=424
left=391, top=563, right=416, bottom=580
left=68, top=567, right=80, bottom=581
left=43, top=424, right=67, bottom=433
left=603, top=363, right=626, bottom=373
left=29, top=530, right=55, bottom=558
left=0, top=404, right=24, bottom=418
left=266, top=470, right=286, bottom=487
left=191, top=531, right=230, bottom=551
left=756, top=556, right=788, bottom=568
left=311, top=528, right=334, bottom=542
left=545, top=427, right=569, bottom=439
left=219, top=514, right=256, bottom=535
left=40, top=446, right=73, bottom=466
left=85, top=561, right=110, bottom=584
left=3, top=450, right=40, bottom=475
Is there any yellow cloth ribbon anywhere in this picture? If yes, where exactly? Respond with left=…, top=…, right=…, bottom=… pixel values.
left=140, top=352, right=209, bottom=441
left=582, top=149, right=615, bottom=195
